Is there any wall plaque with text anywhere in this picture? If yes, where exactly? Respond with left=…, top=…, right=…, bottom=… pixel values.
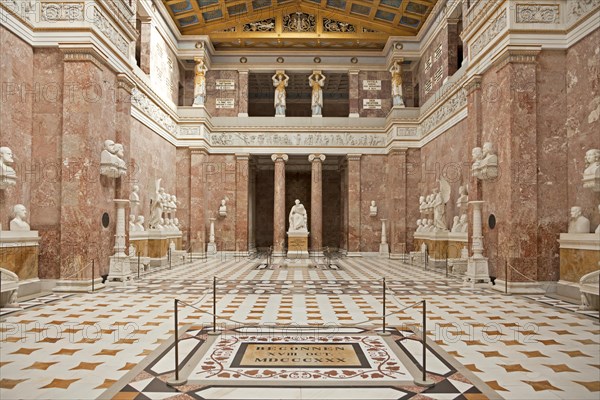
left=216, top=98, right=235, bottom=108
left=230, top=342, right=371, bottom=368
left=363, top=99, right=382, bottom=109
left=362, top=80, right=382, bottom=90
left=216, top=79, right=235, bottom=90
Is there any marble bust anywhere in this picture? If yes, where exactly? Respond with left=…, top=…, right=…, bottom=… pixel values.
left=583, top=149, right=600, bottom=191
left=416, top=219, right=423, bottom=232
left=451, top=216, right=460, bottom=233
left=100, top=140, right=119, bottom=178
left=596, top=205, right=600, bottom=234
left=173, top=217, right=180, bottom=232
left=219, top=198, right=227, bottom=217
left=129, top=215, right=136, bottom=231
left=10, top=204, right=30, bottom=231
left=114, top=143, right=127, bottom=177
left=472, top=142, right=499, bottom=180
left=458, top=214, right=468, bottom=233
left=135, top=216, right=145, bottom=232
left=0, top=146, right=17, bottom=189
left=456, top=186, right=468, bottom=209
left=370, top=200, right=378, bottom=216
left=289, top=199, right=308, bottom=232
left=568, top=206, right=590, bottom=233
left=130, top=185, right=140, bottom=206
left=471, top=147, right=483, bottom=179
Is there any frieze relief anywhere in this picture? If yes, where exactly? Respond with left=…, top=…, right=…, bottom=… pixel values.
left=1, top=0, right=37, bottom=23
left=567, top=0, right=600, bottom=24
left=93, top=7, right=130, bottom=56
left=208, top=132, right=386, bottom=147
left=131, top=88, right=178, bottom=135
left=470, top=9, right=507, bottom=58
left=515, top=4, right=559, bottom=24
left=419, top=88, right=467, bottom=137
left=41, top=2, right=84, bottom=21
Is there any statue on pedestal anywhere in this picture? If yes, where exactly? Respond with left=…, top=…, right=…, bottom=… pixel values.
left=149, top=178, right=165, bottom=229
left=390, top=60, right=405, bottom=107
left=370, top=200, right=378, bottom=216
left=288, top=199, right=308, bottom=232
left=583, top=149, right=600, bottom=191
left=433, top=178, right=451, bottom=232
left=568, top=206, right=590, bottom=233
left=9, top=204, right=30, bottom=231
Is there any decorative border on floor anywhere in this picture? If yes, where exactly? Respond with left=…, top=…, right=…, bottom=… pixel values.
left=111, top=327, right=498, bottom=400
left=0, top=293, right=74, bottom=318
left=524, top=295, right=599, bottom=319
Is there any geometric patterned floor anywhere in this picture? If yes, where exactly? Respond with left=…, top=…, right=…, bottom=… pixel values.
left=1, top=256, right=599, bottom=400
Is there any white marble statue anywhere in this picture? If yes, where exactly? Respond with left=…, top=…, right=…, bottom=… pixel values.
left=272, top=71, right=289, bottom=116
left=481, top=142, right=498, bottom=167
left=149, top=179, right=165, bottom=229
left=419, top=195, right=426, bottom=215
left=433, top=178, right=451, bottom=232
left=219, top=198, right=228, bottom=217
left=173, top=217, right=181, bottom=232
left=370, top=200, right=378, bottom=216
left=390, top=60, right=405, bottom=107
left=130, top=185, right=140, bottom=213
left=114, top=143, right=127, bottom=177
left=471, top=147, right=483, bottom=179
left=100, top=139, right=119, bottom=178
left=0, top=146, right=17, bottom=189
left=289, top=199, right=308, bottom=232
left=129, top=244, right=136, bottom=257
left=416, top=219, right=422, bottom=232
left=458, top=214, right=468, bottom=233
left=135, top=216, right=145, bottom=231
left=164, top=218, right=172, bottom=231
left=193, top=58, right=207, bottom=106
left=308, top=71, right=326, bottom=117
left=456, top=185, right=468, bottom=210
left=129, top=215, right=136, bottom=231
left=583, top=149, right=600, bottom=190
left=596, top=204, right=600, bottom=234
left=9, top=204, right=30, bottom=231
left=568, top=206, right=590, bottom=233
left=451, top=216, right=460, bottom=232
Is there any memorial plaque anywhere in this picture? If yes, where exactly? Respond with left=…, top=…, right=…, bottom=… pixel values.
left=216, top=98, right=235, bottom=108
left=363, top=99, right=382, bottom=109
left=231, top=342, right=370, bottom=368
left=362, top=80, right=381, bottom=90
left=216, top=79, right=235, bottom=90
left=287, top=236, right=307, bottom=251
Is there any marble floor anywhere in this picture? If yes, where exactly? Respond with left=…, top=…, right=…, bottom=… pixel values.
left=0, top=256, right=599, bottom=400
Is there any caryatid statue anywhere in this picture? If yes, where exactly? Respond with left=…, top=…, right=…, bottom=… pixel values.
left=308, top=71, right=326, bottom=117
left=272, top=71, right=289, bottom=116
left=390, top=60, right=405, bottom=107
left=192, top=57, right=208, bottom=107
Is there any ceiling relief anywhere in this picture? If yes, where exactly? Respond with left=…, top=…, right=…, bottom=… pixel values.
left=162, top=0, right=438, bottom=49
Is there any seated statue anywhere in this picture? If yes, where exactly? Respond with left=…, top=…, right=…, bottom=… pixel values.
left=0, top=146, right=17, bottom=189
left=10, top=204, right=30, bottom=231
left=568, top=206, right=590, bottom=233
left=288, top=199, right=308, bottom=232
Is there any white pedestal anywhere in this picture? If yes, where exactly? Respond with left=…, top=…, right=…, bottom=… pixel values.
left=287, top=231, right=309, bottom=259
left=465, top=257, right=490, bottom=287
left=108, top=255, right=132, bottom=282
left=207, top=242, right=217, bottom=255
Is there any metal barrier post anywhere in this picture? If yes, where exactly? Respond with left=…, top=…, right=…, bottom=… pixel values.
left=212, top=276, right=217, bottom=333
left=91, top=260, right=95, bottom=292
left=138, top=253, right=141, bottom=279
left=381, top=277, right=388, bottom=335
left=167, top=299, right=186, bottom=386
left=505, top=259, right=508, bottom=294
left=169, top=248, right=172, bottom=270
left=415, top=299, right=433, bottom=387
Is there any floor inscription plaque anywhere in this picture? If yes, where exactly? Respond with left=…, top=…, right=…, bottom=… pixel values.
left=230, top=342, right=370, bottom=368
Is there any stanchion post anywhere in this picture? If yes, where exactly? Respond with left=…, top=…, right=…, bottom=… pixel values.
left=138, top=253, right=141, bottom=279
left=213, top=276, right=217, bottom=333
left=91, top=260, right=95, bottom=292
left=169, top=248, right=172, bottom=270
left=174, top=299, right=179, bottom=380
left=383, top=278, right=386, bottom=333
left=422, top=300, right=426, bottom=383
left=505, top=259, right=508, bottom=294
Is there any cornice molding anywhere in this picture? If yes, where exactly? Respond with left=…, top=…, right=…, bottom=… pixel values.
left=492, top=47, right=541, bottom=70
left=60, top=45, right=107, bottom=70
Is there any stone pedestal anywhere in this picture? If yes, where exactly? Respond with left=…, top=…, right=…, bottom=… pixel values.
left=465, top=201, right=490, bottom=287
left=379, top=219, right=389, bottom=256
left=207, top=218, right=217, bottom=255
left=108, top=200, right=131, bottom=282
left=287, top=231, right=309, bottom=259
left=0, top=230, right=42, bottom=298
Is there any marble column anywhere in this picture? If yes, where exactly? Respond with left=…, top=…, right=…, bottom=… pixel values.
left=235, top=153, right=249, bottom=252
left=348, top=69, right=359, bottom=117
left=465, top=200, right=490, bottom=285
left=108, top=199, right=131, bottom=281
left=309, top=154, right=326, bottom=253
left=272, top=153, right=288, bottom=255
left=346, top=154, right=362, bottom=254
left=190, top=148, right=208, bottom=252
left=138, top=16, right=151, bottom=74
left=238, top=70, right=249, bottom=117
left=207, top=218, right=217, bottom=254
left=379, top=219, right=389, bottom=255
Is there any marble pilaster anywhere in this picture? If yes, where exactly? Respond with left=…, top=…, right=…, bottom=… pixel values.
left=235, top=153, right=249, bottom=252
left=387, top=149, right=407, bottom=254
left=347, top=154, right=362, bottom=253
left=238, top=70, right=249, bottom=117
left=309, top=154, right=326, bottom=252
left=138, top=16, right=151, bottom=74
left=272, top=153, right=288, bottom=255
left=190, top=148, right=208, bottom=252
left=348, top=70, right=359, bottom=117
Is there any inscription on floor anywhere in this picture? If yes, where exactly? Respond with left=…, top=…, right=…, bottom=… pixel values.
left=230, top=342, right=371, bottom=368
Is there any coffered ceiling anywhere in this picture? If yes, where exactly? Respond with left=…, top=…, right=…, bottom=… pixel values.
left=161, top=0, right=438, bottom=49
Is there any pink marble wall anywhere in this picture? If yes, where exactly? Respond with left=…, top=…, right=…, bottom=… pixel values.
left=565, top=29, right=600, bottom=232
left=358, top=71, right=392, bottom=117
left=254, top=169, right=274, bottom=248
left=205, top=70, right=239, bottom=116
left=176, top=148, right=191, bottom=248
left=360, top=155, right=388, bottom=252
left=416, top=24, right=448, bottom=104
left=0, top=26, right=33, bottom=232
left=405, top=149, right=422, bottom=251
left=322, top=170, right=341, bottom=248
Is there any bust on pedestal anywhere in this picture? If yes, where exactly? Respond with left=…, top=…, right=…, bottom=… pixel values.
left=287, top=199, right=309, bottom=260
left=207, top=218, right=217, bottom=255
left=582, top=149, right=600, bottom=192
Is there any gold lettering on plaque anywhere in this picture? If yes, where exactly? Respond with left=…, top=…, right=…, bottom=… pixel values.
left=237, top=343, right=367, bottom=367
left=287, top=237, right=307, bottom=251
